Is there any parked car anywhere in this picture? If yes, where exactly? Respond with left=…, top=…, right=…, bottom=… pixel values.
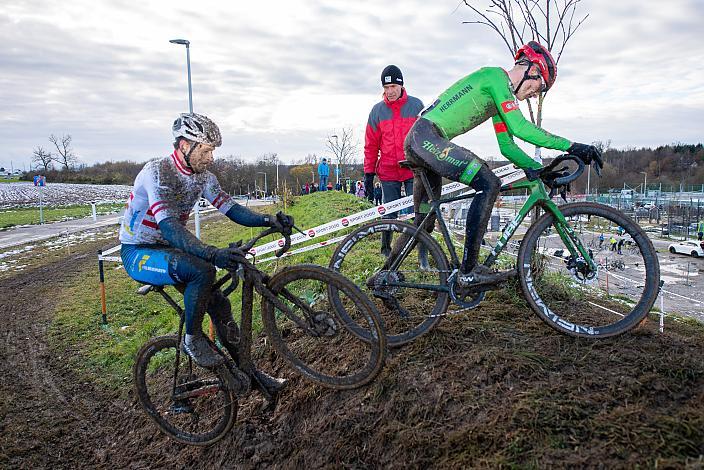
left=668, top=240, right=704, bottom=257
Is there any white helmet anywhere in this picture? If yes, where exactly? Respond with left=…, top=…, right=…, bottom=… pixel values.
left=172, top=113, right=222, bottom=147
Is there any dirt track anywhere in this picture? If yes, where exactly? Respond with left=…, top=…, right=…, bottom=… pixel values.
left=0, top=243, right=123, bottom=468
left=2, top=236, right=704, bottom=468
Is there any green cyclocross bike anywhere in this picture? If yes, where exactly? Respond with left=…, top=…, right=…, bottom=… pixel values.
left=330, top=155, right=661, bottom=346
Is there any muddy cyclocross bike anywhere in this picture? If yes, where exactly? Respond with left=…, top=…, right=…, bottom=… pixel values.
left=133, top=218, right=386, bottom=446
left=330, top=155, right=661, bottom=346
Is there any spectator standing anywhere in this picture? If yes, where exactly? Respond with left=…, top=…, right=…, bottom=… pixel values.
left=373, top=183, right=383, bottom=205
left=617, top=238, right=625, bottom=255
left=610, top=236, right=617, bottom=252
left=364, top=64, right=424, bottom=255
left=599, top=233, right=605, bottom=248
left=355, top=181, right=366, bottom=198
left=318, top=158, right=330, bottom=191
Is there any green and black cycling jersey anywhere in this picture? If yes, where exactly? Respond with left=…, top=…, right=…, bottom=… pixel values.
left=421, top=66, right=571, bottom=170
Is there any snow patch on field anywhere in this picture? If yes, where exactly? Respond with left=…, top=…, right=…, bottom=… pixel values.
left=0, top=182, right=132, bottom=209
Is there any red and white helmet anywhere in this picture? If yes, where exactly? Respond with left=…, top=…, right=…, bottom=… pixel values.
left=172, top=113, right=222, bottom=147
left=515, top=41, right=557, bottom=91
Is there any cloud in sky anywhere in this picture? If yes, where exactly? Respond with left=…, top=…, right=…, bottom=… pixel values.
left=1, top=0, right=703, bottom=171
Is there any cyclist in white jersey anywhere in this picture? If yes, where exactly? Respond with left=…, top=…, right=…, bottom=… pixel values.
left=120, top=114, right=292, bottom=387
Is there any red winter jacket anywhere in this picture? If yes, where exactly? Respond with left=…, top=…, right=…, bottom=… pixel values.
left=364, top=89, right=424, bottom=182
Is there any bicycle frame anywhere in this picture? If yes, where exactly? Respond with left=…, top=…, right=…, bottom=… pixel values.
left=388, top=171, right=597, bottom=284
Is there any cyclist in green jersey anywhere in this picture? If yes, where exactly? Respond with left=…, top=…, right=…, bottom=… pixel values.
left=404, top=41, right=603, bottom=287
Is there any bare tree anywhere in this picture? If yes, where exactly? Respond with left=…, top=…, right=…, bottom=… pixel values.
left=462, top=0, right=588, bottom=131
left=32, top=146, right=53, bottom=172
left=326, top=127, right=359, bottom=182
left=49, top=133, right=78, bottom=170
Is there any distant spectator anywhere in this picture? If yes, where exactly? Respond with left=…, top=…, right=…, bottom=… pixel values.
left=327, top=181, right=333, bottom=191
left=318, top=158, right=330, bottom=192
left=349, top=182, right=355, bottom=195
left=617, top=238, right=625, bottom=255
left=310, top=183, right=317, bottom=193
left=599, top=233, right=605, bottom=248
left=373, top=183, right=382, bottom=205
left=355, top=181, right=366, bottom=198
left=610, top=236, right=617, bottom=252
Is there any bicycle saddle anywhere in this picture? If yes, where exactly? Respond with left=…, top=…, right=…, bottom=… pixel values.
left=398, top=160, right=421, bottom=169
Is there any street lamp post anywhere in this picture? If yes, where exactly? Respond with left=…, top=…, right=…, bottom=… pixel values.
left=169, top=39, right=193, bottom=113
left=331, top=134, right=339, bottom=185
left=640, top=171, right=647, bottom=197
left=257, top=171, right=268, bottom=198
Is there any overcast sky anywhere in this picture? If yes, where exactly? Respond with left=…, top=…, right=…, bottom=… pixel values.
left=1, top=0, right=703, bottom=171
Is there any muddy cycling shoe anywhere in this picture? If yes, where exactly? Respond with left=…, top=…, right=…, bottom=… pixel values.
left=181, top=335, right=225, bottom=368
left=457, top=265, right=516, bottom=289
left=253, top=369, right=287, bottom=395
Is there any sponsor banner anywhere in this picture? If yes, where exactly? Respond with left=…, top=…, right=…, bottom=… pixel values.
left=256, top=235, right=349, bottom=264
left=250, top=163, right=525, bottom=257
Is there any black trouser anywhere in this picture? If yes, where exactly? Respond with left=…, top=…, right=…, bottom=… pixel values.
left=404, top=118, right=500, bottom=272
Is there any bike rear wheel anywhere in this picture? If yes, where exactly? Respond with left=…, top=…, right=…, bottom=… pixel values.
left=329, top=220, right=449, bottom=347
left=261, top=264, right=387, bottom=389
left=517, top=202, right=660, bottom=338
left=133, top=335, right=237, bottom=446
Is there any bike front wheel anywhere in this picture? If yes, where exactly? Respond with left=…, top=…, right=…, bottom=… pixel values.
left=133, top=335, right=237, bottom=446
left=517, top=202, right=660, bottom=338
left=261, top=264, right=386, bottom=389
left=329, top=220, right=450, bottom=347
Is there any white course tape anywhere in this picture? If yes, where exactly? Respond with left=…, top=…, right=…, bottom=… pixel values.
left=249, top=163, right=525, bottom=257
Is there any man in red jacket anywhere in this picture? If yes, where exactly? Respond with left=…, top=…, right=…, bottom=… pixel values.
left=364, top=65, right=424, bottom=256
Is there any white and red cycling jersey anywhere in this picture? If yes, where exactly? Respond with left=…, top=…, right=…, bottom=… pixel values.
left=119, top=152, right=235, bottom=245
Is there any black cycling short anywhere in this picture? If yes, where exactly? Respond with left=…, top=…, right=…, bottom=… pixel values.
left=403, top=117, right=501, bottom=271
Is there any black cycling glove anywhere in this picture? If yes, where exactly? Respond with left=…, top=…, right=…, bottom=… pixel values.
left=364, top=173, right=375, bottom=202
left=267, top=211, right=294, bottom=235
left=568, top=142, right=604, bottom=176
left=211, top=247, right=241, bottom=271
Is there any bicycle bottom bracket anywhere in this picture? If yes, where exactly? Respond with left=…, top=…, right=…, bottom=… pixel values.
left=449, top=279, right=486, bottom=309
left=311, top=312, right=338, bottom=337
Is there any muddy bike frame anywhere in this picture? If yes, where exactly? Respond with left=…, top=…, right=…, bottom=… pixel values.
left=385, top=156, right=595, bottom=291
left=140, top=226, right=325, bottom=401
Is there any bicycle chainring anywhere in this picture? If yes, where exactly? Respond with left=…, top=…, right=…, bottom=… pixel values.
left=449, top=280, right=486, bottom=309
left=221, top=364, right=251, bottom=396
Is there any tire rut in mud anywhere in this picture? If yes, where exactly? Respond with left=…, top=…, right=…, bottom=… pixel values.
left=0, top=243, right=128, bottom=468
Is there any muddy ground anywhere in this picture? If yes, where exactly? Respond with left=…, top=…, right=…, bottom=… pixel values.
left=1, top=235, right=704, bottom=469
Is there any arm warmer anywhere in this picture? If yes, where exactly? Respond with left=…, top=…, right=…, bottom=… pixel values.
left=225, top=203, right=269, bottom=227
left=159, top=217, right=217, bottom=262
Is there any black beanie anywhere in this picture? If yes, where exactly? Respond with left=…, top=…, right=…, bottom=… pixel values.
left=381, top=65, right=403, bottom=86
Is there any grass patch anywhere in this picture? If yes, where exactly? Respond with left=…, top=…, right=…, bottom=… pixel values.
left=0, top=202, right=124, bottom=229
